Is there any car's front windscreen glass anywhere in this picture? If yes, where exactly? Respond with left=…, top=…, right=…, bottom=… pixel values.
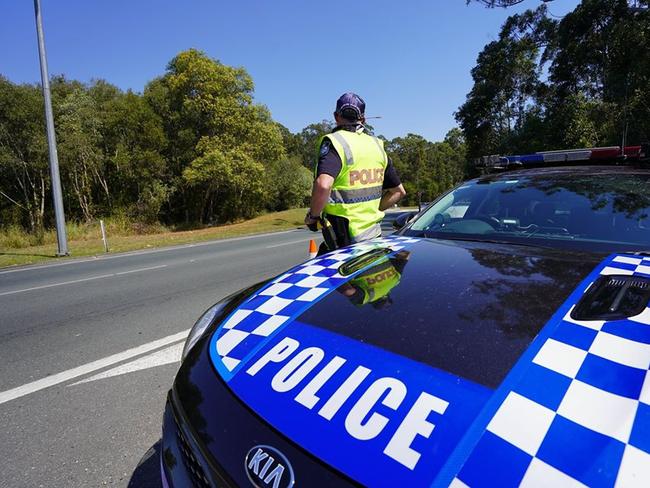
left=405, top=172, right=650, bottom=252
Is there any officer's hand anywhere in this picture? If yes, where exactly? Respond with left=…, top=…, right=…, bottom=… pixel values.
left=305, top=212, right=319, bottom=232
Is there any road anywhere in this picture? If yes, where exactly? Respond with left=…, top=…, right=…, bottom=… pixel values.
left=0, top=213, right=406, bottom=487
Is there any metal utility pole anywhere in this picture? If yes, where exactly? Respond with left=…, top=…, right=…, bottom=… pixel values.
left=34, top=0, right=68, bottom=256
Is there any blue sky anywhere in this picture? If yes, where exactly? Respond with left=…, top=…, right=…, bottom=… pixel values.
left=1, top=0, right=580, bottom=141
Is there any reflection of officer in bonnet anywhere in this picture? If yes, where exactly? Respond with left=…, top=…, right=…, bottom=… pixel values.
left=340, top=250, right=410, bottom=309
left=304, top=93, right=406, bottom=255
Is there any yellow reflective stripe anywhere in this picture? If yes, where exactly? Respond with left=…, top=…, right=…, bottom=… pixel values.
left=330, top=132, right=354, bottom=165
left=371, top=137, right=388, bottom=165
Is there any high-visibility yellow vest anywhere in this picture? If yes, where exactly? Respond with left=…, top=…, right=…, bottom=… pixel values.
left=318, top=129, right=388, bottom=241
left=350, top=258, right=401, bottom=305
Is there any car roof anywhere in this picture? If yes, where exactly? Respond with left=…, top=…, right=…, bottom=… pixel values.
left=475, top=164, right=650, bottom=183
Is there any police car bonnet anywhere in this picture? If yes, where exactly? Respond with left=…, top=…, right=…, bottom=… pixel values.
left=203, top=236, right=649, bottom=486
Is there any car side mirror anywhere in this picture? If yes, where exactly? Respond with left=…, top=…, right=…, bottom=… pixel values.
left=393, top=212, right=416, bottom=230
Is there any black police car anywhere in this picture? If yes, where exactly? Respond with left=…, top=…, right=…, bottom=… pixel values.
left=161, top=146, right=650, bottom=488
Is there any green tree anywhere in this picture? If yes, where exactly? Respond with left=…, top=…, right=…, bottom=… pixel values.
left=295, top=120, right=334, bottom=170
left=0, top=77, right=49, bottom=232
left=89, top=81, right=168, bottom=223
left=56, top=86, right=104, bottom=221
left=266, top=156, right=312, bottom=211
left=547, top=0, right=650, bottom=146
left=145, top=49, right=285, bottom=224
left=459, top=1, right=650, bottom=159
left=387, top=134, right=427, bottom=206
left=276, top=123, right=303, bottom=160
left=456, top=5, right=556, bottom=158
left=1, top=51, right=322, bottom=236
left=182, top=143, right=267, bottom=222
left=386, top=132, right=466, bottom=206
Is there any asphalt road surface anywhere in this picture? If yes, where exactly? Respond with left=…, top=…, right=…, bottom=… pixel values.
left=0, top=212, right=408, bottom=487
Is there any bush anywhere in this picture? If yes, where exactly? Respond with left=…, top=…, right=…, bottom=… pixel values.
left=0, top=215, right=169, bottom=250
left=0, top=225, right=33, bottom=249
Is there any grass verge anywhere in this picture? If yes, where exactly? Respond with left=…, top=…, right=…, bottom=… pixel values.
left=0, top=208, right=306, bottom=269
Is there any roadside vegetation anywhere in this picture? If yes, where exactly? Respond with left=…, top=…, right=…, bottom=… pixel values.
left=1, top=0, right=647, bottom=266
left=0, top=49, right=466, bottom=258
left=0, top=208, right=306, bottom=268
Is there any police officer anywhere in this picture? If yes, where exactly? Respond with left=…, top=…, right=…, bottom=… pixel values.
left=304, top=93, right=406, bottom=252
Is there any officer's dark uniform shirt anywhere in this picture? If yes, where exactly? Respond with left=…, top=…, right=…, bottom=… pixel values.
left=316, top=126, right=402, bottom=188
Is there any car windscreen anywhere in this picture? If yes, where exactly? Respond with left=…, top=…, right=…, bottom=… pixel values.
left=404, top=172, right=650, bottom=253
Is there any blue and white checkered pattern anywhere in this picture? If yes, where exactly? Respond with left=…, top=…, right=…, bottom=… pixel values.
left=453, top=254, right=650, bottom=488
left=213, top=236, right=420, bottom=374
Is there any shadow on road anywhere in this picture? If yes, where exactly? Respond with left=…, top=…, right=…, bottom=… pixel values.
left=129, top=441, right=161, bottom=488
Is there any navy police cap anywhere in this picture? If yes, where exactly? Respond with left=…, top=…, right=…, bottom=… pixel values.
left=335, top=92, right=365, bottom=120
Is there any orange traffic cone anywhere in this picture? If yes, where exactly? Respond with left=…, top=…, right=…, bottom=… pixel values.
left=308, top=239, right=318, bottom=259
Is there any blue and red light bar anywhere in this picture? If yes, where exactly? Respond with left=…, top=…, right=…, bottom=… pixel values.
left=476, top=145, right=648, bottom=169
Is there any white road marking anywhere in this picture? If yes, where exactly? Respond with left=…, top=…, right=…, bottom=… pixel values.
left=0, top=264, right=167, bottom=296
left=0, top=273, right=115, bottom=296
left=0, top=229, right=304, bottom=275
left=115, top=264, right=167, bottom=276
left=71, top=342, right=183, bottom=385
left=0, top=329, right=189, bottom=405
left=265, top=239, right=313, bottom=249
